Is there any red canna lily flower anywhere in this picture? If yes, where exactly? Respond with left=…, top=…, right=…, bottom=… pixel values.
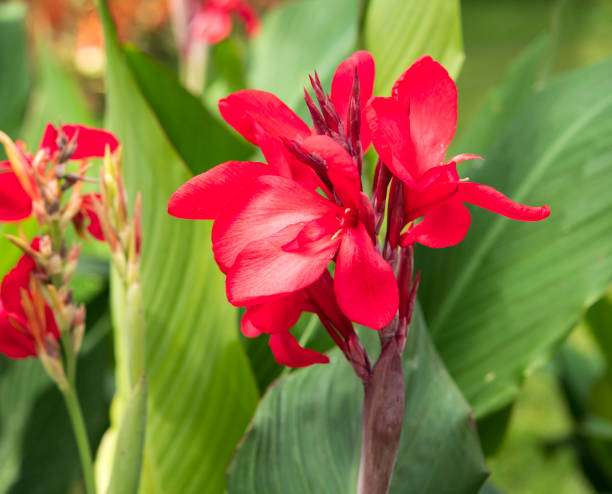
left=366, top=56, right=550, bottom=248
left=192, top=0, right=260, bottom=44
left=0, top=239, right=60, bottom=359
left=211, top=135, right=397, bottom=329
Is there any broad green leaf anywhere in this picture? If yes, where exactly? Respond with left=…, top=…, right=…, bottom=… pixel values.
left=452, top=35, right=550, bottom=158
left=364, top=0, right=464, bottom=94
left=97, top=2, right=259, bottom=493
left=417, top=58, right=612, bottom=417
left=247, top=0, right=359, bottom=114
left=227, top=306, right=488, bottom=494
left=0, top=1, right=28, bottom=141
left=123, top=45, right=252, bottom=175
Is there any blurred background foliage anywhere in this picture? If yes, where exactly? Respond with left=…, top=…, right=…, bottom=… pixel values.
left=0, top=0, right=612, bottom=492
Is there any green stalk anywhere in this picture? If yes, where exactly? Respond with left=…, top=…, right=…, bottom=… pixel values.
left=62, top=385, right=97, bottom=494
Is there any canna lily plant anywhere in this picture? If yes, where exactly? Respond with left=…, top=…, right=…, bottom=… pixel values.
left=169, top=50, right=550, bottom=493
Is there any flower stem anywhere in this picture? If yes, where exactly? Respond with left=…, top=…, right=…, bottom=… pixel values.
left=357, top=339, right=405, bottom=494
left=61, top=385, right=97, bottom=494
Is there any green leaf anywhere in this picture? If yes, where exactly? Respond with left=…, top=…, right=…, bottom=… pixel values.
left=452, top=35, right=550, bottom=158
left=0, top=1, right=29, bottom=141
left=107, top=375, right=147, bottom=494
left=247, top=0, right=359, bottom=114
left=417, top=58, right=612, bottom=418
left=364, top=0, right=464, bottom=94
left=227, top=306, right=488, bottom=494
left=123, top=45, right=252, bottom=175
left=585, top=290, right=612, bottom=364
left=97, top=2, right=259, bottom=493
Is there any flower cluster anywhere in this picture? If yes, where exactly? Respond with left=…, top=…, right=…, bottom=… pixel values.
left=169, top=51, right=550, bottom=371
left=0, top=124, right=122, bottom=369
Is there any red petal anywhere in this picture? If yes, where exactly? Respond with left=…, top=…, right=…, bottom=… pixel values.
left=1, top=243, right=37, bottom=316
left=300, top=135, right=360, bottom=208
left=227, top=221, right=340, bottom=305
left=40, top=124, right=119, bottom=160
left=81, top=194, right=105, bottom=241
left=0, top=301, right=36, bottom=359
left=218, top=90, right=311, bottom=146
left=168, top=161, right=270, bottom=220
left=331, top=50, right=375, bottom=149
left=457, top=182, right=551, bottom=221
left=400, top=199, right=471, bottom=248
left=240, top=313, right=262, bottom=338
left=391, top=56, right=457, bottom=175
left=334, top=223, right=398, bottom=329
left=212, top=175, right=337, bottom=272
left=404, top=164, right=460, bottom=221
left=366, top=96, right=417, bottom=185
left=0, top=163, right=32, bottom=221
left=244, top=292, right=305, bottom=334
left=268, top=331, right=329, bottom=367
left=192, top=6, right=233, bottom=44
left=256, top=130, right=324, bottom=193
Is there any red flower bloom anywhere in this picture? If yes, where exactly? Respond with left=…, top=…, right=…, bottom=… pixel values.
left=366, top=56, right=550, bottom=248
left=0, top=239, right=60, bottom=359
left=211, top=135, right=397, bottom=329
left=192, top=0, right=260, bottom=44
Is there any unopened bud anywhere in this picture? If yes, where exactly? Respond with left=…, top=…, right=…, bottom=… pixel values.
left=39, top=339, right=68, bottom=390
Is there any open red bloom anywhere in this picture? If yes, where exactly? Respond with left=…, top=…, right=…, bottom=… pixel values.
left=192, top=0, right=260, bottom=44
left=366, top=56, right=550, bottom=248
left=211, top=135, right=397, bottom=329
left=0, top=239, right=60, bottom=359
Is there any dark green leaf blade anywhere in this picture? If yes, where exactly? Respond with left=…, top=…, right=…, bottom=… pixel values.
left=227, top=307, right=488, bottom=494
left=123, top=45, right=253, bottom=175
